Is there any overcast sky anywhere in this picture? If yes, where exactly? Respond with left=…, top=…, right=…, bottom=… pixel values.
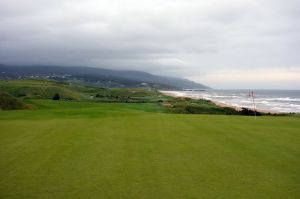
left=0, top=0, right=299, bottom=89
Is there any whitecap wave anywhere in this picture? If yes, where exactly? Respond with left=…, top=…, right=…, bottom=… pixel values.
left=162, top=90, right=300, bottom=113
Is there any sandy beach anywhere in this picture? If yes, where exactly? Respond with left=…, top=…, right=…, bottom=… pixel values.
left=160, top=90, right=278, bottom=114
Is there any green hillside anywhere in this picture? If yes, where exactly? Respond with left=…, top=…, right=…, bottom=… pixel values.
left=0, top=79, right=166, bottom=102
left=0, top=79, right=242, bottom=115
left=0, top=79, right=87, bottom=100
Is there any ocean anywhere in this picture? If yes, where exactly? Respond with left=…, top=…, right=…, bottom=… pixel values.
left=163, top=89, right=300, bottom=113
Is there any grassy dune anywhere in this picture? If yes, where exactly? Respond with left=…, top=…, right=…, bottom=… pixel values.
left=0, top=101, right=299, bottom=198
left=0, top=79, right=166, bottom=102
left=0, top=79, right=247, bottom=115
left=0, top=91, right=28, bottom=110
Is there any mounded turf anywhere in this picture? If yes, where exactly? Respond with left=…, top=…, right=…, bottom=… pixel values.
left=0, top=91, right=28, bottom=110
left=0, top=101, right=299, bottom=198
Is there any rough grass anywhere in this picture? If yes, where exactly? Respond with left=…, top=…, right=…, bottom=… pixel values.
left=0, top=91, right=28, bottom=110
left=0, top=79, right=86, bottom=100
left=0, top=79, right=168, bottom=103
left=0, top=79, right=238, bottom=115
left=0, top=101, right=299, bottom=199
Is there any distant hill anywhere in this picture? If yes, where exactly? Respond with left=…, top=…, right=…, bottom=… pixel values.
left=0, top=64, right=209, bottom=90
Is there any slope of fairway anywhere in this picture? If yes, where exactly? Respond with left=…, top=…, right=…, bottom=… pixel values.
left=0, top=101, right=299, bottom=199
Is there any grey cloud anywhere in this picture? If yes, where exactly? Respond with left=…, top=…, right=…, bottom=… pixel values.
left=0, top=0, right=299, bottom=88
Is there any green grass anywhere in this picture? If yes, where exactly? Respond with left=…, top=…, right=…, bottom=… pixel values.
left=0, top=101, right=299, bottom=198
left=0, top=79, right=167, bottom=103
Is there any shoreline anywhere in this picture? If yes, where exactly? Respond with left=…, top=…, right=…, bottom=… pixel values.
left=160, top=90, right=279, bottom=114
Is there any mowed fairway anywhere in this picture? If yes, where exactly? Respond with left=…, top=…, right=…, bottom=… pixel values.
left=0, top=101, right=299, bottom=198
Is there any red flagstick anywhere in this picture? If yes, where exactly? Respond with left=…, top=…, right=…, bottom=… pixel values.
left=251, top=91, right=256, bottom=118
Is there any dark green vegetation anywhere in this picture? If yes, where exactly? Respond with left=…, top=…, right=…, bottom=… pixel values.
left=0, top=79, right=167, bottom=103
left=0, top=79, right=255, bottom=115
left=0, top=100, right=299, bottom=199
left=166, top=97, right=239, bottom=114
left=0, top=91, right=28, bottom=110
left=0, top=79, right=87, bottom=100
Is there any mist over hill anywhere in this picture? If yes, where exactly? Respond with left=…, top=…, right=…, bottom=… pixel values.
left=0, top=65, right=209, bottom=90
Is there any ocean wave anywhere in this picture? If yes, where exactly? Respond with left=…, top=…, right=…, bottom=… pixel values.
left=161, top=90, right=300, bottom=113
left=260, top=97, right=300, bottom=102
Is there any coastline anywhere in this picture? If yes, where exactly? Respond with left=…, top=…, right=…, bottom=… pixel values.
left=160, top=90, right=278, bottom=114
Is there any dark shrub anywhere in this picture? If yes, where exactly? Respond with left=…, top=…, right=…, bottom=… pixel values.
left=95, top=94, right=104, bottom=98
left=240, top=107, right=261, bottom=116
left=52, top=93, right=60, bottom=100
